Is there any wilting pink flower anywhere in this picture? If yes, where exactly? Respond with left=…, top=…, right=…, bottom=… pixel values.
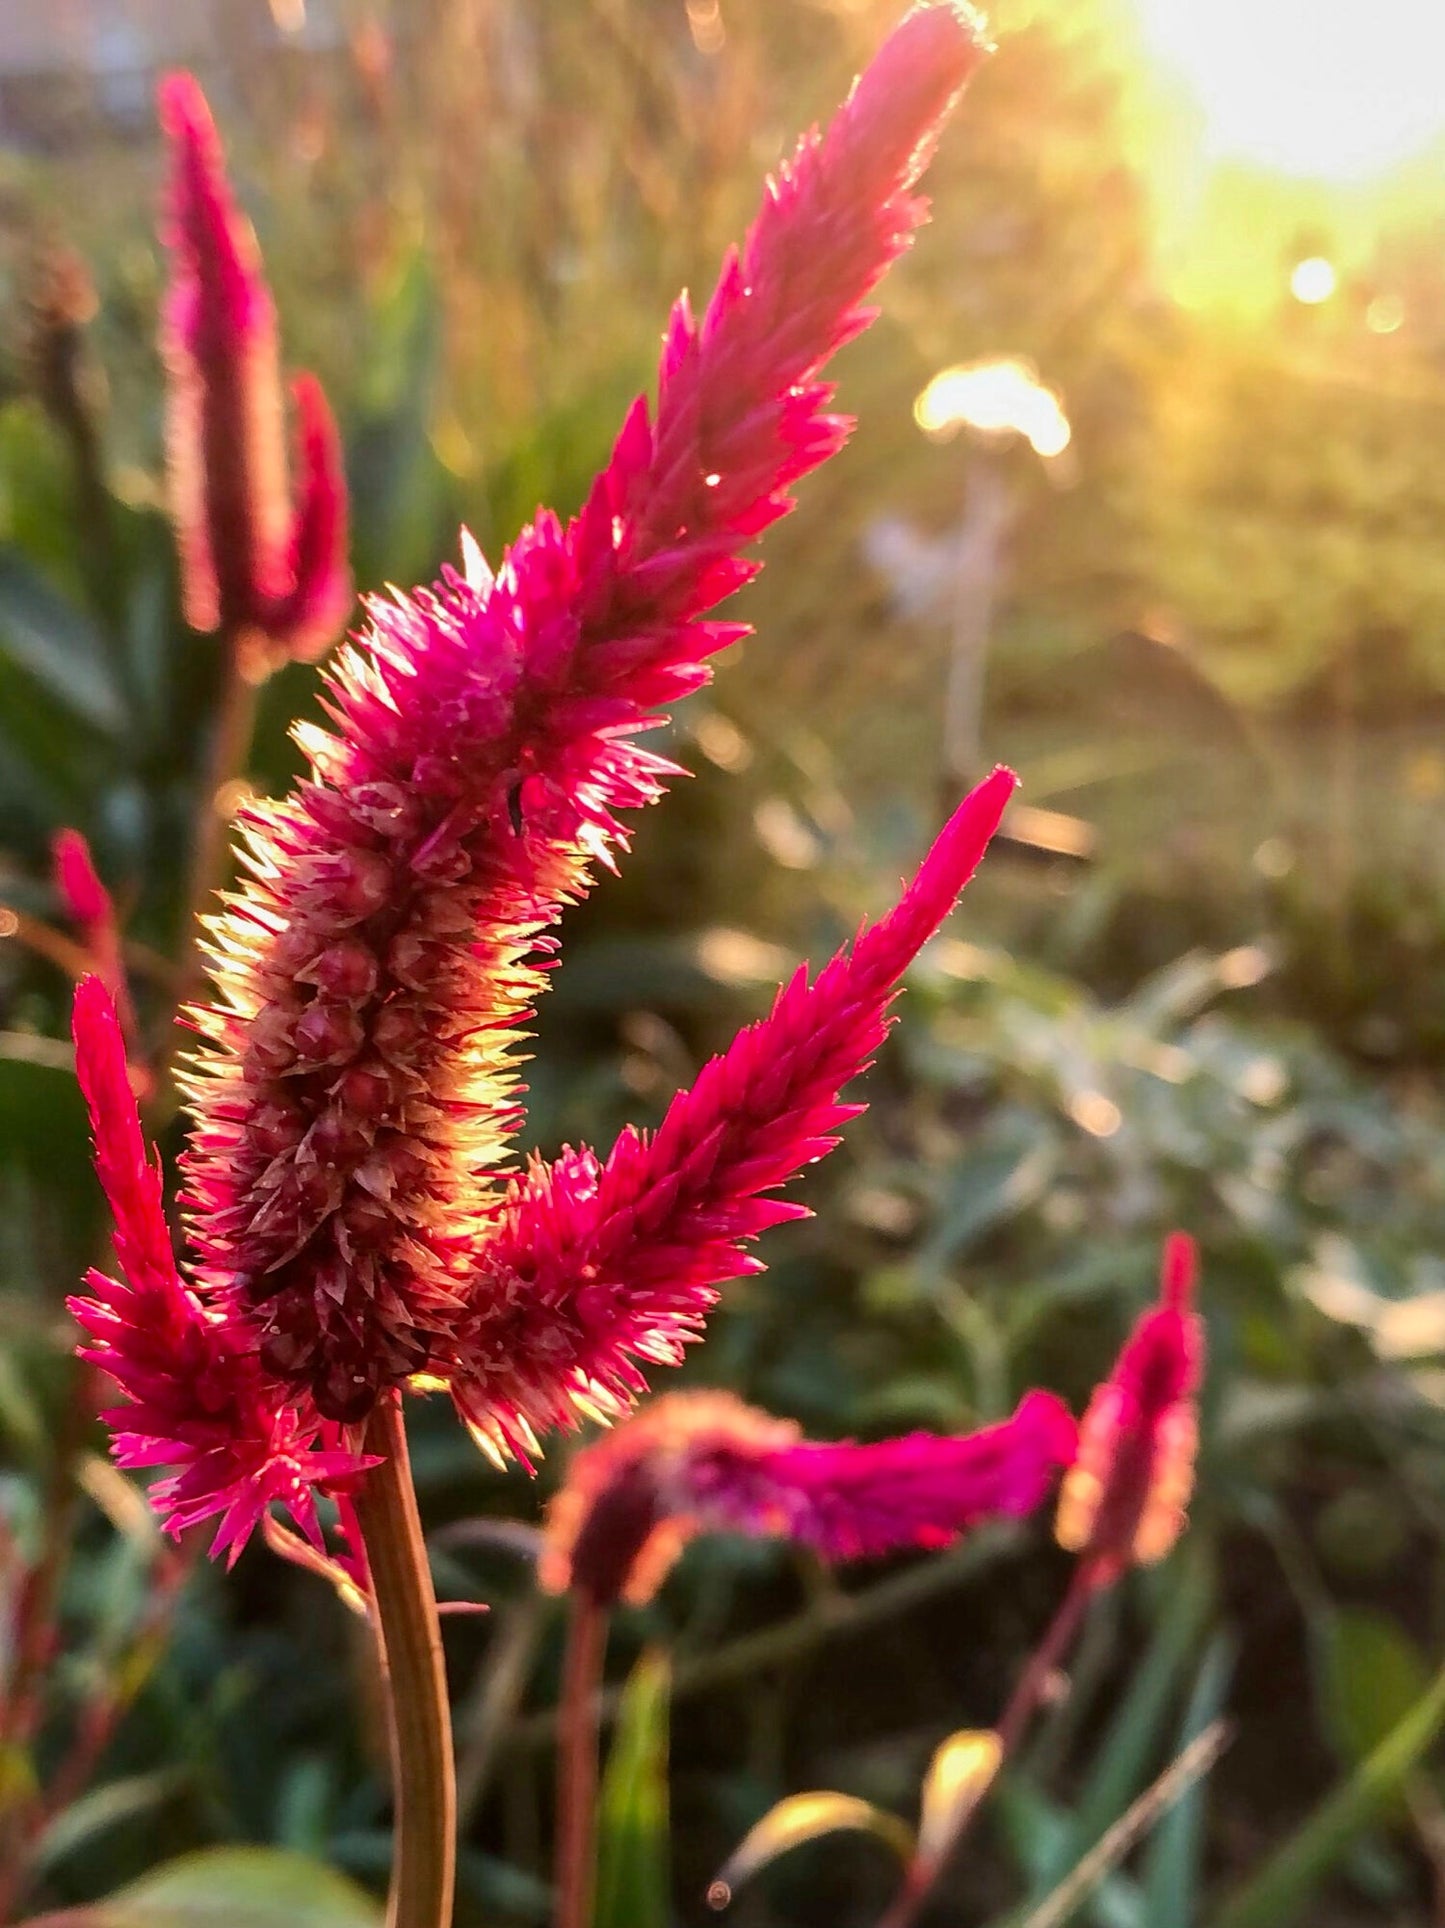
left=52, top=830, right=139, bottom=1053
left=1055, top=1234, right=1204, bottom=1583
left=69, top=976, right=369, bottom=1561
left=175, top=4, right=987, bottom=1437
left=159, top=72, right=350, bottom=672
left=540, top=1388, right=1077, bottom=1608
left=454, top=768, right=1014, bottom=1457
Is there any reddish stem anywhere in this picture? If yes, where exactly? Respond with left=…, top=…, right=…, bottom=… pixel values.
left=877, top=1562, right=1102, bottom=1928
left=555, top=1592, right=609, bottom=1928
left=352, top=1393, right=456, bottom=1928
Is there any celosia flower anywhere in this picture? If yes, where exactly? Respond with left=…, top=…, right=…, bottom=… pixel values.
left=69, top=975, right=369, bottom=1561
left=174, top=4, right=989, bottom=1446
left=454, top=768, right=1015, bottom=1457
left=52, top=829, right=143, bottom=1069
left=159, top=72, right=350, bottom=672
left=1055, top=1234, right=1204, bottom=1583
left=540, top=1388, right=1078, bottom=1608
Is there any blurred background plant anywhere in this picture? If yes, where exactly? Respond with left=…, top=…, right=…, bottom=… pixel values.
left=3, top=0, right=1445, bottom=1924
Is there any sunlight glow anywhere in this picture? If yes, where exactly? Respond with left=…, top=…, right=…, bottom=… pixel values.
left=914, top=360, right=1071, bottom=459
left=1134, top=0, right=1445, bottom=182
left=1289, top=257, right=1336, bottom=304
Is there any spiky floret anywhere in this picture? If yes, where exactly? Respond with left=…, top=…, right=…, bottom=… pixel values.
left=540, top=1386, right=1077, bottom=1608
left=1055, top=1233, right=1204, bottom=1582
left=452, top=770, right=1015, bottom=1458
left=159, top=72, right=349, bottom=670
left=69, top=977, right=368, bottom=1562
left=177, top=5, right=987, bottom=1426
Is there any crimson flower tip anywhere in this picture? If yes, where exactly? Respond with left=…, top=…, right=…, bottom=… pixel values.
left=1056, top=1236, right=1205, bottom=1583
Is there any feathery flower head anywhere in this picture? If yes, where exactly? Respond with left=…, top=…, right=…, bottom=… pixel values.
left=541, top=1386, right=1076, bottom=1608
left=69, top=976, right=370, bottom=1562
left=176, top=4, right=988, bottom=1437
left=1055, top=1233, right=1204, bottom=1583
left=158, top=72, right=350, bottom=672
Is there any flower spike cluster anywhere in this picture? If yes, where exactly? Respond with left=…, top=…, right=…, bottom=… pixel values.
left=69, top=976, right=369, bottom=1561
left=541, top=1388, right=1078, bottom=1609
left=159, top=72, right=350, bottom=672
left=1056, top=1233, right=1204, bottom=1584
left=176, top=4, right=988, bottom=1436
left=453, top=768, right=1015, bottom=1457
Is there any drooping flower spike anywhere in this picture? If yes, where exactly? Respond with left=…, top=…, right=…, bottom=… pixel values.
left=455, top=767, right=1016, bottom=1458
left=69, top=976, right=370, bottom=1562
left=540, top=1388, right=1078, bottom=1609
left=159, top=72, right=350, bottom=673
left=1055, top=1233, right=1204, bottom=1584
left=176, top=4, right=990, bottom=1442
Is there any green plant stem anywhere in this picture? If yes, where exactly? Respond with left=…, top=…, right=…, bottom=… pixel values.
left=555, top=1592, right=609, bottom=1928
left=353, top=1393, right=457, bottom=1928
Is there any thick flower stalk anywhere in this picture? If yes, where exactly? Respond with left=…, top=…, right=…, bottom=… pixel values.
left=456, top=767, right=1016, bottom=1454
left=539, top=1387, right=1078, bottom=1609
left=159, top=72, right=350, bottom=672
left=69, top=975, right=368, bottom=1561
left=176, top=3, right=988, bottom=1439
left=1056, top=1231, right=1204, bottom=1583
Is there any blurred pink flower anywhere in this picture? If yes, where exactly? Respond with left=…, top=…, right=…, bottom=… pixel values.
left=158, top=72, right=350, bottom=673
left=51, top=830, right=139, bottom=1059
left=1056, top=1234, right=1204, bottom=1582
left=540, top=1387, right=1078, bottom=1607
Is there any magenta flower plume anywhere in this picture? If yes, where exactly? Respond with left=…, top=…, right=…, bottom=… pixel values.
left=455, top=769, right=1015, bottom=1455
left=1056, top=1234, right=1204, bottom=1584
left=52, top=829, right=138, bottom=1052
left=68, top=976, right=369, bottom=1562
left=540, top=1387, right=1076, bottom=1608
left=159, top=72, right=350, bottom=672
left=177, top=5, right=987, bottom=1433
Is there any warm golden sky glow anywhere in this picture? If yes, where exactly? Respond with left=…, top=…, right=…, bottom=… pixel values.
left=1134, top=0, right=1445, bottom=183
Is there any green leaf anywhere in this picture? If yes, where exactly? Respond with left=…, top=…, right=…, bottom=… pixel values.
left=593, top=1650, right=671, bottom=1928
left=1319, top=1607, right=1431, bottom=1771
left=1029, top=1554, right=1213, bottom=1901
left=708, top=1790, right=914, bottom=1908
left=0, top=544, right=128, bottom=735
left=1141, top=1637, right=1235, bottom=1928
left=25, top=1846, right=383, bottom=1928
left=1209, top=1649, right=1445, bottom=1928
left=31, top=1770, right=182, bottom=1875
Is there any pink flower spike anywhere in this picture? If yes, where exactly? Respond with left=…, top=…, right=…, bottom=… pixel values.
left=539, top=1386, right=1075, bottom=1608
left=452, top=770, right=1016, bottom=1448
left=158, top=74, right=349, bottom=668
left=52, top=830, right=138, bottom=1053
left=253, top=373, right=353, bottom=672
left=70, top=976, right=371, bottom=1562
left=178, top=5, right=987, bottom=1428
left=1056, top=1234, right=1205, bottom=1583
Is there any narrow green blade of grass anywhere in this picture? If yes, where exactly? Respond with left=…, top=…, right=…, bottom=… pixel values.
left=593, top=1650, right=671, bottom=1928
left=1141, top=1636, right=1235, bottom=1927
left=1209, top=1649, right=1445, bottom=1928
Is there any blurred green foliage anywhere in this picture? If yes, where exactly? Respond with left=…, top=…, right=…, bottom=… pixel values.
left=1, top=1, right=1445, bottom=1924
